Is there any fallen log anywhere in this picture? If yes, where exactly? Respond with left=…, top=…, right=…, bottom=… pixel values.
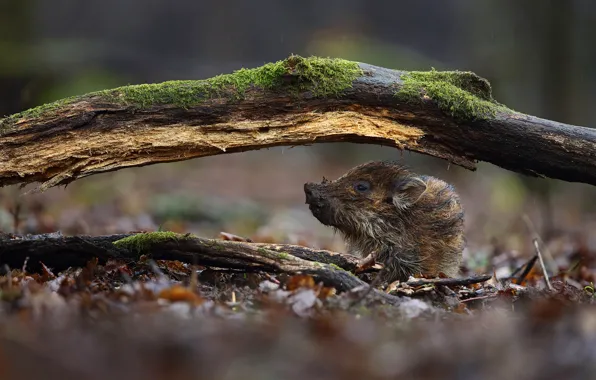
left=0, top=232, right=131, bottom=270
left=0, top=232, right=496, bottom=305
left=1, top=55, right=595, bottom=191
left=0, top=232, right=367, bottom=293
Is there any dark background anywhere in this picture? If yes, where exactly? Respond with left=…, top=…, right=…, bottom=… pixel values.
left=2, top=0, right=596, bottom=265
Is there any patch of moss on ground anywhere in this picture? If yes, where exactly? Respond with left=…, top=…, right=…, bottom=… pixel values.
left=113, top=231, right=190, bottom=254
left=395, top=69, right=509, bottom=121
left=0, top=55, right=362, bottom=134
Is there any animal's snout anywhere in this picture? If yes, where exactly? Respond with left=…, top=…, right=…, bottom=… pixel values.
left=304, top=182, right=333, bottom=226
left=304, top=183, right=314, bottom=203
left=304, top=183, right=323, bottom=205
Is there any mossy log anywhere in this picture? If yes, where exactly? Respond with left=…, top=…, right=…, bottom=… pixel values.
left=0, top=231, right=492, bottom=295
left=2, top=54, right=596, bottom=190
left=0, top=232, right=368, bottom=293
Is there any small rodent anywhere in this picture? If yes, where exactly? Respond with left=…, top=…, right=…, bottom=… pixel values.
left=304, top=161, right=465, bottom=282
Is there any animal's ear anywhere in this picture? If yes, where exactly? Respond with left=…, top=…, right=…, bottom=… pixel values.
left=391, top=176, right=428, bottom=209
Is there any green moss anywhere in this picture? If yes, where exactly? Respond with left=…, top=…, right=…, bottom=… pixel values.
left=277, top=252, right=290, bottom=260
left=395, top=69, right=509, bottom=121
left=103, top=54, right=362, bottom=107
left=0, top=96, right=79, bottom=134
left=205, top=239, right=226, bottom=251
left=0, top=55, right=362, bottom=134
left=329, top=263, right=345, bottom=271
left=113, top=231, right=190, bottom=254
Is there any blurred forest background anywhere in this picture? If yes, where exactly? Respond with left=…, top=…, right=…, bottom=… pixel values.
left=1, top=0, right=596, bottom=271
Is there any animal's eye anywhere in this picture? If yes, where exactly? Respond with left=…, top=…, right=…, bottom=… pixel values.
left=354, top=181, right=371, bottom=193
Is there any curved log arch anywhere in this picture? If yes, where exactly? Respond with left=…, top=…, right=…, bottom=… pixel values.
left=1, top=55, right=595, bottom=191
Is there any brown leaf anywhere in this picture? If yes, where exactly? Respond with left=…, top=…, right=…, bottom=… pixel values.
left=286, top=275, right=316, bottom=291
left=76, top=258, right=99, bottom=289
left=317, top=285, right=336, bottom=299
left=158, top=285, right=203, bottom=304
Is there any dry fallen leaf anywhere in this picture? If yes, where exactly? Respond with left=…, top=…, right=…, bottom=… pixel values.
left=158, top=285, right=204, bottom=304
left=317, top=285, right=336, bottom=299
left=286, top=275, right=316, bottom=291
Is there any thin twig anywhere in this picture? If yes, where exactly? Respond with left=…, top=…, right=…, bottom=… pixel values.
left=8, top=196, right=22, bottom=235
left=189, top=253, right=199, bottom=290
left=460, top=295, right=497, bottom=303
left=522, top=214, right=557, bottom=274
left=405, top=274, right=493, bottom=287
left=533, top=238, right=553, bottom=291
left=21, top=256, right=29, bottom=273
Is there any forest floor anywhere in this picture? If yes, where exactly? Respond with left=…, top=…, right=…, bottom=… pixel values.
left=1, top=150, right=596, bottom=380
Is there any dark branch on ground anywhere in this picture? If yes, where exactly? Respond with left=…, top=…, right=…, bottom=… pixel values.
left=0, top=232, right=409, bottom=304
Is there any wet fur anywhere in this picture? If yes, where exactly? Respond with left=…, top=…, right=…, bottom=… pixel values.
left=304, top=161, right=465, bottom=282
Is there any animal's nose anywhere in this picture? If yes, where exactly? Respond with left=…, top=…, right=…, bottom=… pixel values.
left=304, top=183, right=318, bottom=204
left=304, top=183, right=312, bottom=195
